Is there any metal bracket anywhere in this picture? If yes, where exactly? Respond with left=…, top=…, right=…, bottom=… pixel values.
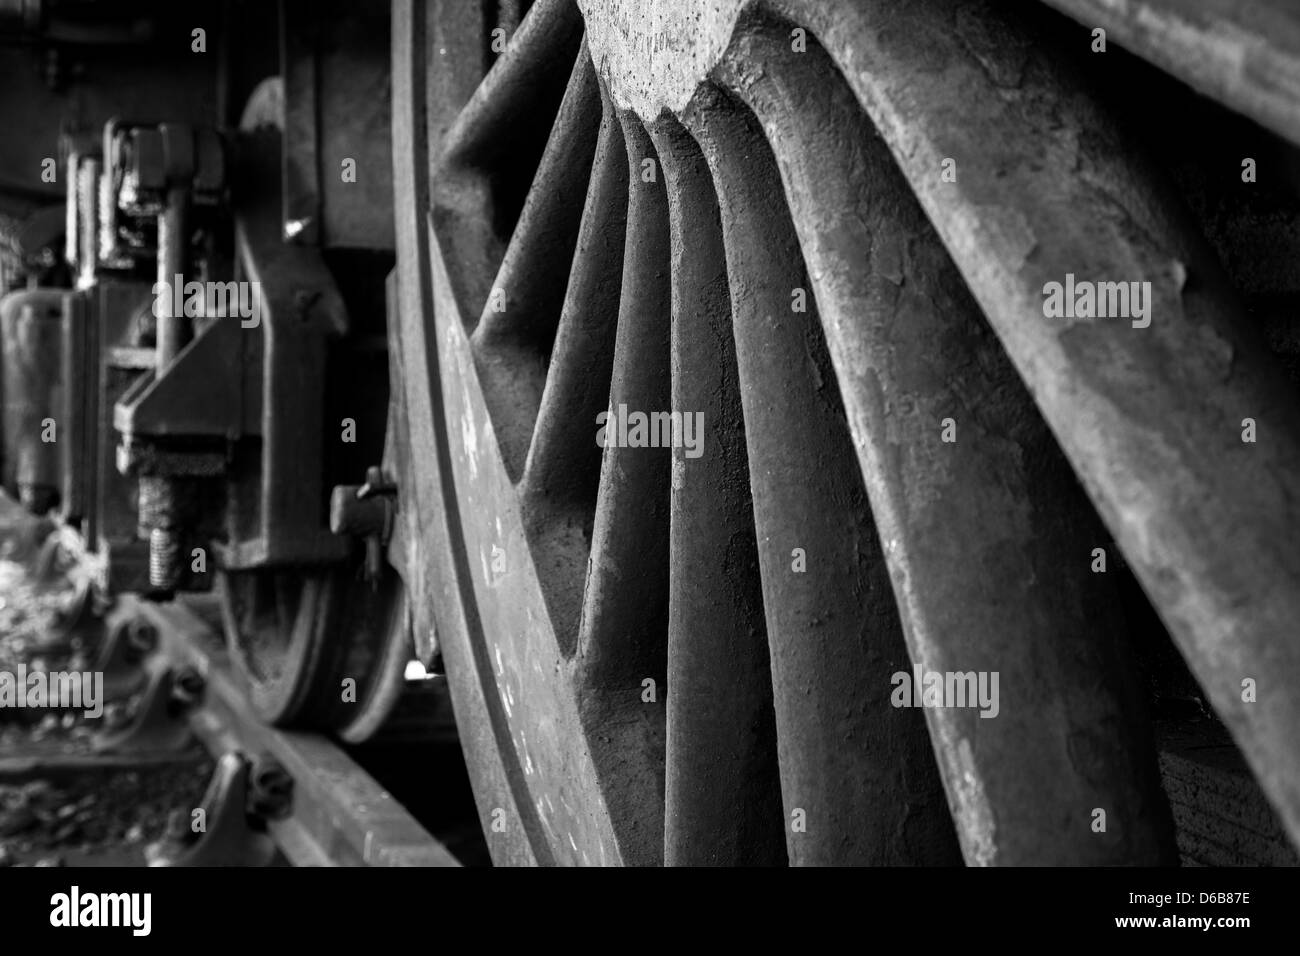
left=91, top=660, right=202, bottom=754
left=143, top=751, right=280, bottom=867
left=330, top=465, right=397, bottom=581
left=113, top=311, right=253, bottom=442
left=93, top=608, right=159, bottom=703
left=210, top=143, right=351, bottom=570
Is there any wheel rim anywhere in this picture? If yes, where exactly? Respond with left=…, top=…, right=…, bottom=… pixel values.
left=220, top=571, right=324, bottom=724
left=395, top=0, right=1300, bottom=865
left=219, top=566, right=406, bottom=737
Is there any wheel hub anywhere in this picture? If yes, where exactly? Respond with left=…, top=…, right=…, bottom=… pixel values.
left=579, top=0, right=747, bottom=117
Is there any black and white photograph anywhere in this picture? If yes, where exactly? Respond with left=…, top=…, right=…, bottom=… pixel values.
left=0, top=0, right=1295, bottom=936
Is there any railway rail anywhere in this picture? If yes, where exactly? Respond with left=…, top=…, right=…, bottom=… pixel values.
left=1, top=579, right=460, bottom=867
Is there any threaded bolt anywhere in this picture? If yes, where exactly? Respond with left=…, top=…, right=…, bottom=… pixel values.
left=149, top=527, right=183, bottom=592
left=137, top=475, right=170, bottom=534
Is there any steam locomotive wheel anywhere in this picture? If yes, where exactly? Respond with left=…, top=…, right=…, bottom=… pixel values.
left=217, top=77, right=413, bottom=744
left=394, top=0, right=1300, bottom=865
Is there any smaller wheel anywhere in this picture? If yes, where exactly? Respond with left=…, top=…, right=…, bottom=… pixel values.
left=218, top=563, right=407, bottom=738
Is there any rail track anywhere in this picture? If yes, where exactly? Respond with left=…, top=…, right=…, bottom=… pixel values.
left=0, top=560, right=463, bottom=867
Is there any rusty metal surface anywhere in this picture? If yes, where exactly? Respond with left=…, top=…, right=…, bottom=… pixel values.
left=41, top=0, right=1275, bottom=868
left=425, top=0, right=491, bottom=177
left=429, top=198, right=624, bottom=866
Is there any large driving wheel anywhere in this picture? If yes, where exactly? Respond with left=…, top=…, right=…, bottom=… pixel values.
left=392, top=0, right=1300, bottom=865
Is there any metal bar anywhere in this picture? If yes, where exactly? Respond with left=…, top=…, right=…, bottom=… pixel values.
left=155, top=186, right=191, bottom=368
left=60, top=290, right=92, bottom=523
left=0, top=751, right=205, bottom=784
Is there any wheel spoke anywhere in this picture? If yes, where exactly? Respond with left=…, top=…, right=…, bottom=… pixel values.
left=570, top=111, right=673, bottom=866
left=468, top=43, right=603, bottom=478
left=651, top=119, right=786, bottom=867
left=437, top=0, right=581, bottom=167
left=519, top=80, right=628, bottom=541
left=431, top=0, right=585, bottom=324
left=515, top=80, right=628, bottom=645
left=779, top=0, right=1300, bottom=845
left=687, top=91, right=961, bottom=865
left=717, top=26, right=1175, bottom=864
